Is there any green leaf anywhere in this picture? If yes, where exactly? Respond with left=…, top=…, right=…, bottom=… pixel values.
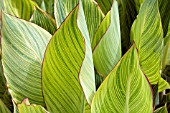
left=91, top=45, right=153, bottom=113
left=1, top=12, right=52, bottom=106
left=32, top=0, right=42, bottom=7
left=158, top=78, right=170, bottom=92
left=44, top=0, right=54, bottom=17
left=42, top=1, right=95, bottom=112
left=158, top=0, right=170, bottom=37
left=30, top=6, right=57, bottom=34
left=94, top=0, right=113, bottom=15
left=0, top=99, right=11, bottom=113
left=54, top=0, right=104, bottom=42
left=154, top=105, right=168, bottom=113
left=92, top=1, right=121, bottom=78
left=3, top=0, right=35, bottom=20
left=118, top=0, right=138, bottom=53
left=131, top=0, right=163, bottom=84
left=18, top=98, right=48, bottom=113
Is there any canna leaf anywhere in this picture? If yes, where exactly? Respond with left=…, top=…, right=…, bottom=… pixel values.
left=92, top=1, right=121, bottom=78
left=30, top=6, right=57, bottom=34
left=154, top=105, right=168, bottom=113
left=0, top=99, right=11, bottom=113
left=131, top=0, right=163, bottom=84
left=54, top=0, right=104, bottom=42
left=3, top=0, right=35, bottom=20
left=44, top=0, right=54, bottom=17
left=42, top=1, right=95, bottom=112
left=1, top=12, right=52, bottom=106
left=32, top=0, right=42, bottom=7
left=18, top=98, right=48, bottom=113
left=91, top=45, right=153, bottom=113
left=158, top=78, right=170, bottom=92
left=94, top=0, right=113, bottom=15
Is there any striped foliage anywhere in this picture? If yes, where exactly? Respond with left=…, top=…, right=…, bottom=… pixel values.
left=92, top=1, right=121, bottom=78
left=131, top=0, right=163, bottom=84
left=0, top=99, right=11, bottom=113
left=54, top=0, right=103, bottom=42
left=18, top=99, right=48, bottom=113
left=1, top=12, right=52, bottom=106
left=91, top=45, right=153, bottom=113
left=31, top=6, right=57, bottom=34
left=42, top=1, right=95, bottom=112
left=94, top=0, right=113, bottom=15
left=44, top=0, right=54, bottom=17
left=3, top=0, right=35, bottom=20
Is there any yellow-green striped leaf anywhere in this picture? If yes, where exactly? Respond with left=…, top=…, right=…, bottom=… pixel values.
left=3, top=0, right=35, bottom=20
left=42, top=1, right=95, bottom=112
left=131, top=0, right=163, bottom=84
left=1, top=12, right=52, bottom=106
left=94, top=0, right=113, bottom=15
left=158, top=0, right=170, bottom=37
left=154, top=105, right=168, bottom=113
left=54, top=0, right=104, bottom=42
left=158, top=78, right=170, bottom=92
left=30, top=6, right=57, bottom=34
left=0, top=99, right=11, bottom=113
left=18, top=99, right=48, bottom=113
left=91, top=45, right=153, bottom=113
left=92, top=1, right=121, bottom=78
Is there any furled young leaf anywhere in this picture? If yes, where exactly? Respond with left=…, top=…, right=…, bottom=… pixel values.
left=42, top=1, right=95, bottom=112
left=30, top=6, right=57, bottom=34
left=118, top=0, right=138, bottom=54
left=158, top=0, right=170, bottom=37
left=0, top=99, right=11, bottom=113
left=44, top=0, right=54, bottom=17
left=3, top=0, right=35, bottom=20
left=158, top=78, right=170, bottom=92
left=94, top=0, right=113, bottom=15
left=131, top=0, right=163, bottom=84
left=18, top=99, right=48, bottom=113
left=1, top=12, right=52, bottom=106
left=54, top=0, right=104, bottom=42
left=154, top=105, right=168, bottom=113
left=92, top=1, right=121, bottom=78
left=91, top=45, right=153, bottom=113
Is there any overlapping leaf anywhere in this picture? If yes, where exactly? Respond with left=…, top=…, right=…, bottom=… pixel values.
left=91, top=45, right=153, bottom=113
left=42, top=1, right=95, bottom=112
left=32, top=0, right=42, bottom=7
left=44, top=0, right=54, bottom=17
left=1, top=12, right=52, bottom=106
left=3, top=0, right=35, bottom=20
left=94, top=0, right=113, bottom=15
left=158, top=78, right=170, bottom=92
left=54, top=0, right=104, bottom=42
left=154, top=105, right=168, bottom=113
left=92, top=1, right=121, bottom=78
left=0, top=99, right=11, bottom=113
left=18, top=99, right=48, bottom=113
left=30, top=6, right=57, bottom=34
left=131, top=0, right=163, bottom=84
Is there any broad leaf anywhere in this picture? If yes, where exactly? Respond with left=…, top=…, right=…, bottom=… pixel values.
left=92, top=1, right=121, bottom=78
left=3, top=0, right=35, bottom=20
left=94, top=0, right=113, bottom=15
left=42, top=1, right=95, bottom=112
left=158, top=0, right=170, bottom=37
left=32, top=0, right=42, bottom=7
left=91, top=45, right=153, bottom=113
left=1, top=12, right=52, bottom=106
left=154, top=105, right=168, bottom=113
left=118, top=0, right=138, bottom=54
left=0, top=99, right=11, bottom=113
left=131, top=0, right=163, bottom=84
left=30, top=6, right=57, bottom=34
left=54, top=0, right=104, bottom=42
left=44, top=0, right=54, bottom=17
left=18, top=99, right=48, bottom=113
left=158, top=78, right=170, bottom=92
